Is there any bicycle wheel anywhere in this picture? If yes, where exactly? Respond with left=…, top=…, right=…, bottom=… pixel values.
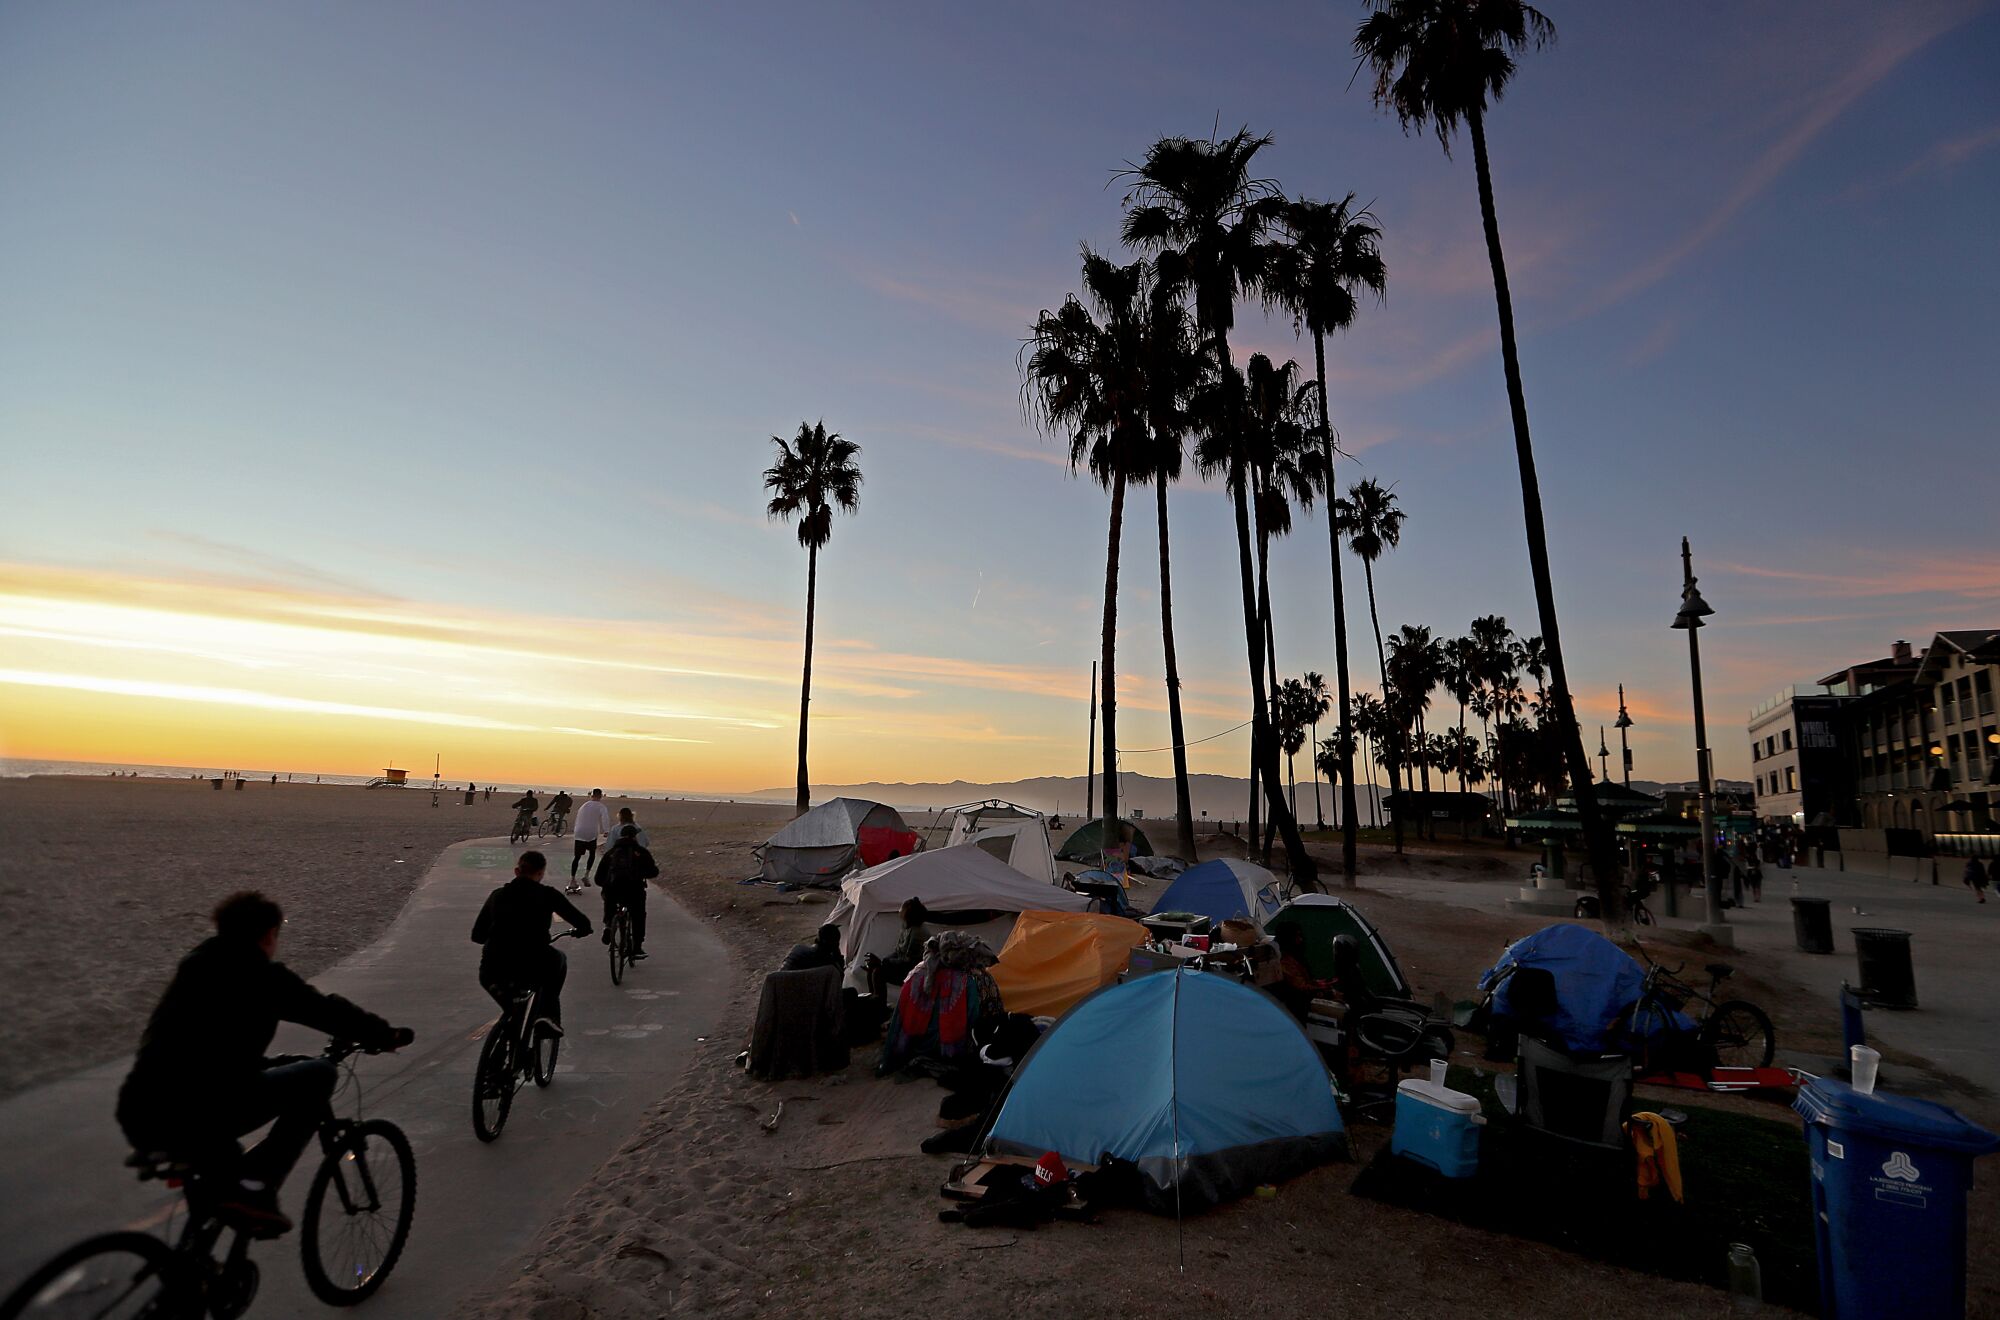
left=1702, top=1000, right=1776, bottom=1069
left=0, top=1232, right=191, bottom=1320
left=300, top=1120, right=416, bottom=1306
left=472, top=1021, right=515, bottom=1142
left=608, top=910, right=627, bottom=985
left=533, top=1026, right=560, bottom=1088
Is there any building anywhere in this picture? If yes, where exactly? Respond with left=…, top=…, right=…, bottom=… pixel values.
left=1815, top=632, right=2000, bottom=837
left=1747, top=688, right=1850, bottom=824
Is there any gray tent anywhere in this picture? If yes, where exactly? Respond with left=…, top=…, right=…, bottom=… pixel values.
left=756, top=797, right=911, bottom=887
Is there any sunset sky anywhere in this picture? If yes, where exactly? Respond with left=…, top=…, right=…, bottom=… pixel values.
left=2, top=2, right=1996, bottom=794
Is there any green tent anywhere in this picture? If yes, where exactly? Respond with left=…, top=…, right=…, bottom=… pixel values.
left=1054, top=817, right=1154, bottom=863
left=1266, top=895, right=1410, bottom=1000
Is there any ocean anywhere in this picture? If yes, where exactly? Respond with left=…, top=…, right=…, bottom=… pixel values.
left=0, top=758, right=767, bottom=804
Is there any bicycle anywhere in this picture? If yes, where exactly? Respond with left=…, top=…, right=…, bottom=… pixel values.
left=509, top=810, right=538, bottom=845
left=472, top=930, right=582, bottom=1142
left=545, top=810, right=568, bottom=839
left=606, top=898, right=634, bottom=986
left=0, top=1040, right=416, bottom=1319
left=1624, top=945, right=1776, bottom=1070
left=1573, top=883, right=1655, bottom=926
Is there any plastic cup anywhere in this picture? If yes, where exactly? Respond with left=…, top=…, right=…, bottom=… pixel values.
left=1850, top=1044, right=1881, bottom=1095
left=1429, top=1057, right=1449, bottom=1088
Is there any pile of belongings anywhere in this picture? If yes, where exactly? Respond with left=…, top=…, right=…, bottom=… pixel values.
left=1476, top=923, right=1697, bottom=1066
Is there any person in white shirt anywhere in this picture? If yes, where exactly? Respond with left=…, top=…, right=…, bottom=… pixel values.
left=569, top=789, right=612, bottom=893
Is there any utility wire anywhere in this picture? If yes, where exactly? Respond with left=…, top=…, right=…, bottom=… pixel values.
left=1116, top=718, right=1253, bottom=756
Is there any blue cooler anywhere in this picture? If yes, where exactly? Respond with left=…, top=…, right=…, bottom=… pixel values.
left=1391, top=1078, right=1483, bottom=1177
left=1795, top=1077, right=2000, bottom=1318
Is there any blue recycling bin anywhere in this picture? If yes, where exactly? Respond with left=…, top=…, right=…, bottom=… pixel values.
left=1795, top=1077, right=2000, bottom=1318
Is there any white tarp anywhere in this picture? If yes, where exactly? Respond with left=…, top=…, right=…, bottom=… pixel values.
left=827, top=843, right=1087, bottom=985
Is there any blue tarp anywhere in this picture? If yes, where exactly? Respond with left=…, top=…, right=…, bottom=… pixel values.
left=1151, top=859, right=1282, bottom=929
left=1478, top=923, right=1690, bottom=1054
left=983, top=968, right=1343, bottom=1211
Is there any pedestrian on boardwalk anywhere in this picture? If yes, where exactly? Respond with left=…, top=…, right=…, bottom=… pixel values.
left=1965, top=856, right=1989, bottom=904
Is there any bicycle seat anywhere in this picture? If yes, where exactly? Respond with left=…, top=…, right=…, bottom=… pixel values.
left=1705, top=962, right=1735, bottom=981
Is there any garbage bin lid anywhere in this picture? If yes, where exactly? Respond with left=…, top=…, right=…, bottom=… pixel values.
left=1795, top=1077, right=2000, bottom=1155
left=1849, top=927, right=1912, bottom=939
left=1789, top=896, right=1830, bottom=907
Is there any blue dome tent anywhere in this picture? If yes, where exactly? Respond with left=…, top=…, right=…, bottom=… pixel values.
left=980, top=968, right=1344, bottom=1212
left=1149, top=858, right=1283, bottom=930
left=1478, top=923, right=1692, bottom=1055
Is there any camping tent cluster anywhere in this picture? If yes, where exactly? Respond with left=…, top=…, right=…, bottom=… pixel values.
left=756, top=797, right=917, bottom=887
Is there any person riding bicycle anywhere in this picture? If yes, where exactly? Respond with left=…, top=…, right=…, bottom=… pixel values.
left=546, top=790, right=573, bottom=830
left=472, top=850, right=591, bottom=1038
left=570, top=789, right=612, bottom=890
left=597, top=824, right=660, bottom=960
left=511, top=789, right=540, bottom=835
left=115, top=891, right=415, bottom=1240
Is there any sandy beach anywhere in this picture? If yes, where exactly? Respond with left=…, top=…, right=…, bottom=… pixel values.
left=0, top=776, right=783, bottom=1097
left=7, top=779, right=1994, bottom=1317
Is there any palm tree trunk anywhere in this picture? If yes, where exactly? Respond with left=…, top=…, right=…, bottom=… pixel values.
left=1310, top=714, right=1325, bottom=830
left=795, top=543, right=818, bottom=815
left=1313, top=333, right=1358, bottom=884
left=1362, top=561, right=1403, bottom=854
left=1415, top=710, right=1434, bottom=840
left=1469, top=106, right=1618, bottom=916
left=1257, top=487, right=1278, bottom=863
left=1364, top=731, right=1380, bottom=828
left=1099, top=472, right=1126, bottom=856
left=1155, top=478, right=1198, bottom=863
left=1458, top=696, right=1471, bottom=840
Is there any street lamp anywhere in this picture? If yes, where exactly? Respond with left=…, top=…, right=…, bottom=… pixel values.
left=1671, top=536, right=1724, bottom=935
left=1598, top=725, right=1611, bottom=785
left=1615, top=685, right=1634, bottom=787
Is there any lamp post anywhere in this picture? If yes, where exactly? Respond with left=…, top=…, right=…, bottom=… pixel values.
left=1672, top=537, right=1723, bottom=936
left=1616, top=685, right=1634, bottom=787
left=1598, top=725, right=1611, bottom=785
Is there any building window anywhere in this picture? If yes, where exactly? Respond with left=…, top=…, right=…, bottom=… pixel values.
left=1782, top=729, right=1793, bottom=751
left=1752, top=744, right=1761, bottom=762
left=1785, top=766, right=1797, bottom=792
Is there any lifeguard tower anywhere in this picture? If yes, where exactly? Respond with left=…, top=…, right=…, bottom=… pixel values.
left=366, top=767, right=411, bottom=789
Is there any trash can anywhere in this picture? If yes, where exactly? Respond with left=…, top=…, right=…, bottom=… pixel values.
left=1794, top=1077, right=1999, bottom=1318
left=1852, top=928, right=1917, bottom=1008
left=1791, top=897, right=1835, bottom=954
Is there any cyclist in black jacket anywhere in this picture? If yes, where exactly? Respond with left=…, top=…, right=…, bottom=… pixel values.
left=116, top=891, right=414, bottom=1239
left=597, top=824, right=660, bottom=959
left=473, top=850, right=591, bottom=1038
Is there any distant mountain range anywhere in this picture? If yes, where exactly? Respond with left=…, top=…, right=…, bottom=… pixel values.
left=737, top=772, right=1748, bottom=821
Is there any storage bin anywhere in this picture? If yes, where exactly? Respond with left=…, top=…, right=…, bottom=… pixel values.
left=1391, top=1078, right=1483, bottom=1177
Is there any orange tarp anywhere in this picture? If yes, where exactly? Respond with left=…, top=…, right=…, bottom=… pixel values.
left=989, top=910, right=1149, bottom=1018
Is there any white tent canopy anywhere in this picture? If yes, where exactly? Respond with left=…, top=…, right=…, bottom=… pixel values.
left=755, top=797, right=908, bottom=887
left=945, top=801, right=1056, bottom=886
left=827, top=843, right=1086, bottom=985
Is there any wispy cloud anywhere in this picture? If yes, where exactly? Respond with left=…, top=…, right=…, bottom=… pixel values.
left=146, top=530, right=386, bottom=598
left=1714, top=554, right=2000, bottom=601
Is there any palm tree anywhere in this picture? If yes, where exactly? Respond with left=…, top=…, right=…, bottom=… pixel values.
left=1268, top=194, right=1386, bottom=886
left=1023, top=250, right=1156, bottom=853
left=1301, top=670, right=1331, bottom=829
left=1275, top=678, right=1312, bottom=823
left=1352, top=691, right=1388, bottom=828
left=1387, top=623, right=1441, bottom=839
left=1355, top=0, right=1619, bottom=909
left=1513, top=633, right=1548, bottom=703
left=763, top=421, right=862, bottom=815
left=1338, top=477, right=1407, bottom=851
left=1443, top=634, right=1478, bottom=836
left=1123, top=129, right=1318, bottom=889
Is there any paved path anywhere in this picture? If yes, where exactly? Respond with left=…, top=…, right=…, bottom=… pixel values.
left=1360, top=861, right=2000, bottom=1103
left=0, top=838, right=729, bottom=1315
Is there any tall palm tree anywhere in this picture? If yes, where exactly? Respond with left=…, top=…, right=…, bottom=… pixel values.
left=1301, top=670, right=1331, bottom=829
left=1275, top=677, right=1312, bottom=823
left=1513, top=633, right=1548, bottom=703
left=1122, top=129, right=1318, bottom=889
left=1355, top=0, right=1618, bottom=908
left=1268, top=194, right=1386, bottom=885
left=1338, top=477, right=1407, bottom=851
left=1444, top=634, right=1478, bottom=836
left=1387, top=623, right=1441, bottom=839
left=1351, top=691, right=1387, bottom=827
left=763, top=421, right=862, bottom=815
left=1023, top=250, right=1156, bottom=854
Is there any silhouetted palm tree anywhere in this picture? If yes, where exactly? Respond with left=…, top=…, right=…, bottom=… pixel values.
left=1513, top=633, right=1548, bottom=703
left=1123, top=129, right=1318, bottom=888
left=1352, top=691, right=1389, bottom=827
left=1023, top=250, right=1158, bottom=852
left=1275, top=677, right=1312, bottom=824
left=1444, top=634, right=1478, bottom=836
left=1355, top=0, right=1618, bottom=908
left=1387, top=623, right=1441, bottom=839
left=1338, top=477, right=1407, bottom=851
left=1268, top=194, right=1386, bottom=885
left=1302, top=670, right=1331, bottom=829
left=763, top=421, right=862, bottom=815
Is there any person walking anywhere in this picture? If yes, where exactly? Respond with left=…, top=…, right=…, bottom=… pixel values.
left=569, top=788, right=612, bottom=893
left=1965, top=856, right=1990, bottom=904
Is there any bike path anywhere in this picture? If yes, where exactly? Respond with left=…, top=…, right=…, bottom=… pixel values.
left=0, top=837, right=730, bottom=1315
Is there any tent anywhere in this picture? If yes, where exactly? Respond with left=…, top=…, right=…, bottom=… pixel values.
left=1054, top=817, right=1154, bottom=863
left=1266, top=895, right=1410, bottom=999
left=1149, top=858, right=1282, bottom=930
left=988, top=910, right=1148, bottom=1018
left=827, top=844, right=1087, bottom=986
left=1477, top=923, right=1689, bottom=1055
left=981, top=968, right=1345, bottom=1212
left=946, top=801, right=1057, bottom=885
left=756, top=798, right=909, bottom=887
